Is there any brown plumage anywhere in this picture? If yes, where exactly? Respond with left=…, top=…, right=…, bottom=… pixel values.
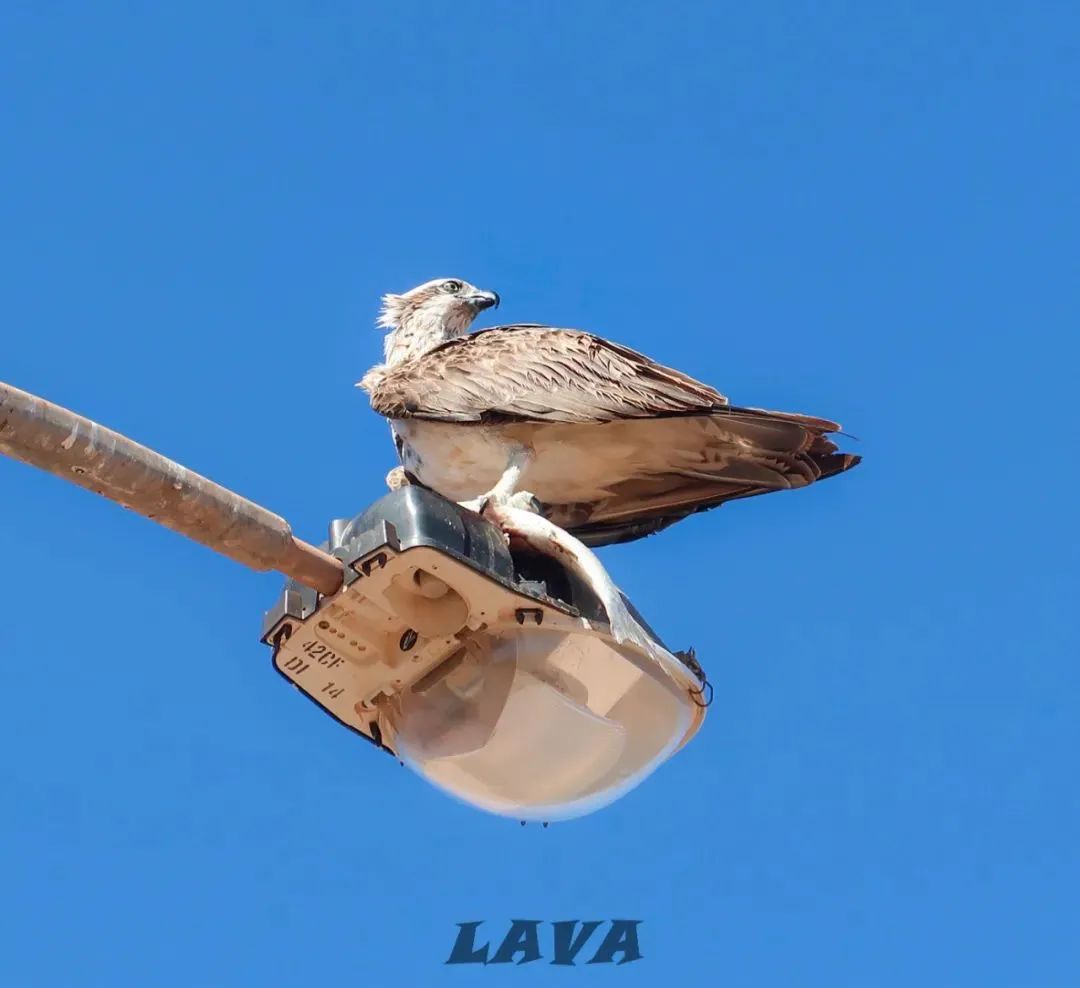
left=361, top=281, right=860, bottom=547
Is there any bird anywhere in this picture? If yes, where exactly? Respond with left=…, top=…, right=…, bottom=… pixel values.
left=359, top=277, right=860, bottom=547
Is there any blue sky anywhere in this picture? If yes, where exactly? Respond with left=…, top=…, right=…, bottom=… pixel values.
left=2, top=2, right=1077, bottom=984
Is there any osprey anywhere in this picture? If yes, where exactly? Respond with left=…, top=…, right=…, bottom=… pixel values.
left=360, top=278, right=860, bottom=547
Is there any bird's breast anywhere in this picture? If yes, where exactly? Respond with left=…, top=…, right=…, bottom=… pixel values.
left=391, top=420, right=511, bottom=500
left=390, top=418, right=689, bottom=505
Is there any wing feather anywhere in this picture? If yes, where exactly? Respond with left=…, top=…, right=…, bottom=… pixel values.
left=361, top=324, right=860, bottom=547
left=363, top=326, right=735, bottom=424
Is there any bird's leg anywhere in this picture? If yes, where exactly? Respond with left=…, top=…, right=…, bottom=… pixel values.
left=482, top=504, right=703, bottom=692
left=459, top=446, right=540, bottom=516
left=487, top=446, right=536, bottom=508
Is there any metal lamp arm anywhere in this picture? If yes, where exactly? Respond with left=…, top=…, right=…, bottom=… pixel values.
left=0, top=381, right=342, bottom=595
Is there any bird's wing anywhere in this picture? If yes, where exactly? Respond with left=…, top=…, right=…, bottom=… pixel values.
left=534, top=414, right=861, bottom=546
left=363, top=325, right=859, bottom=548
left=364, top=325, right=775, bottom=425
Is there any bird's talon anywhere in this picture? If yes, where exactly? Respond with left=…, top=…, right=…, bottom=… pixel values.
left=458, top=495, right=489, bottom=516
left=385, top=466, right=410, bottom=491
left=459, top=490, right=539, bottom=518
left=506, top=490, right=541, bottom=514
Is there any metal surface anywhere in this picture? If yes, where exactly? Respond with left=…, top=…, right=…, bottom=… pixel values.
left=262, top=489, right=708, bottom=756
left=0, top=380, right=343, bottom=595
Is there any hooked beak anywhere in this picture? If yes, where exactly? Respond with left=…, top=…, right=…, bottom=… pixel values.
left=467, top=289, right=500, bottom=312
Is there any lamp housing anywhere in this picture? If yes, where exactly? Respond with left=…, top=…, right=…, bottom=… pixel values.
left=261, top=488, right=707, bottom=820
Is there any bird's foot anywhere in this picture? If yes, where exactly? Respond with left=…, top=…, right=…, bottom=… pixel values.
left=498, top=490, right=542, bottom=514
left=459, top=489, right=541, bottom=518
left=385, top=466, right=410, bottom=491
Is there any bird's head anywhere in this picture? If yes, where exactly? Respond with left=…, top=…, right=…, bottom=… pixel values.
left=377, top=277, right=499, bottom=366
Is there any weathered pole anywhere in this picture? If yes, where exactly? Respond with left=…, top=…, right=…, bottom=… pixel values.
left=0, top=381, right=343, bottom=595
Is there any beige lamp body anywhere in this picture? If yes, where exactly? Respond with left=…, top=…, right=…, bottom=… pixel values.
left=263, top=496, right=708, bottom=821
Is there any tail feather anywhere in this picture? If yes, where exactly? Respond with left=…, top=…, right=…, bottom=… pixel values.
left=550, top=405, right=860, bottom=547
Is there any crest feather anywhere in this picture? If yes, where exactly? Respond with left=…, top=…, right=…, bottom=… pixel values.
left=377, top=293, right=406, bottom=329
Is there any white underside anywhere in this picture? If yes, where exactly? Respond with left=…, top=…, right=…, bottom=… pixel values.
left=391, top=416, right=762, bottom=505
left=393, top=419, right=573, bottom=501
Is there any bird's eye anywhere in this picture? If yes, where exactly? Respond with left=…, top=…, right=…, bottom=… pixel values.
left=441, top=280, right=463, bottom=294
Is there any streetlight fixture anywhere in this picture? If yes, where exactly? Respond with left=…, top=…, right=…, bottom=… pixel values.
left=263, top=486, right=709, bottom=821
left=0, top=381, right=709, bottom=820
